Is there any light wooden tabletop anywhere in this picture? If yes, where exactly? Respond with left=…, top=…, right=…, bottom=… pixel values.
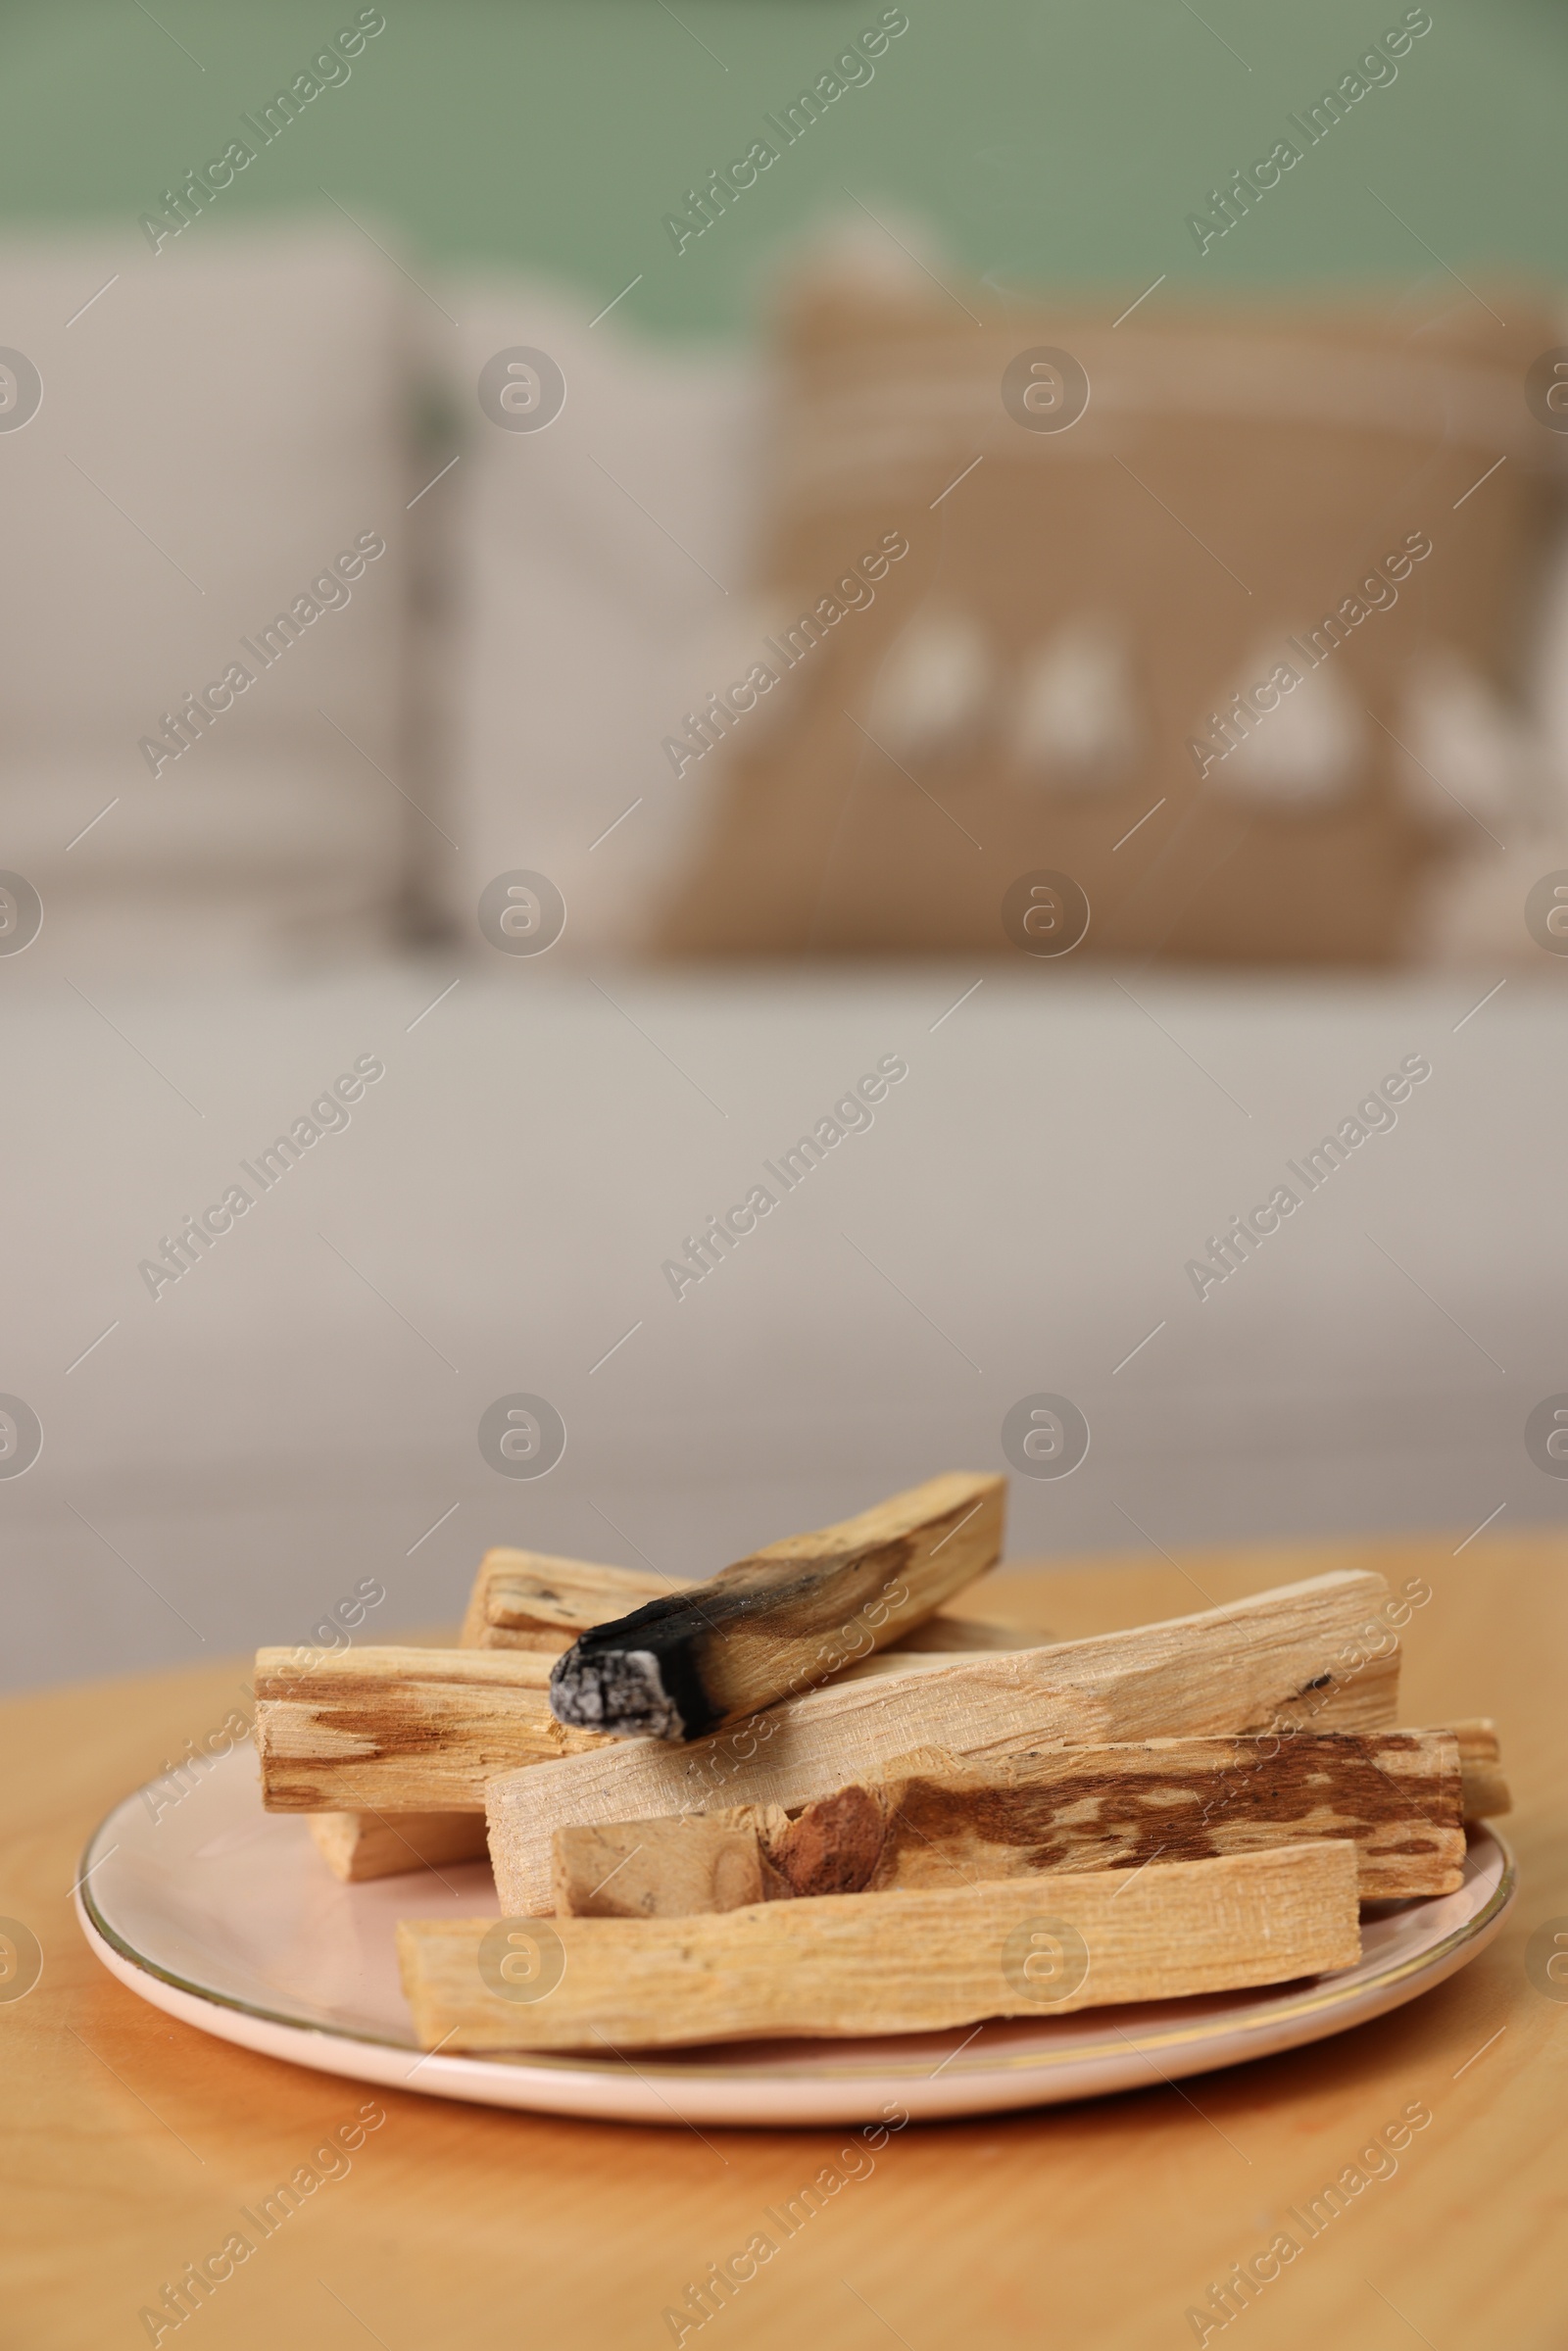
left=3, top=1532, right=1564, bottom=2351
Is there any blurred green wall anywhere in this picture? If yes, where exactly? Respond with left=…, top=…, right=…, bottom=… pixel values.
left=2, top=0, right=1563, bottom=335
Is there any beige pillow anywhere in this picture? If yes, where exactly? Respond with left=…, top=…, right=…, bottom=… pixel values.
left=659, top=275, right=1563, bottom=963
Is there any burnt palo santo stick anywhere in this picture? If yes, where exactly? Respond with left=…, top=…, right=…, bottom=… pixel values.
left=463, top=1544, right=1044, bottom=1662
left=548, top=1471, right=1005, bottom=1742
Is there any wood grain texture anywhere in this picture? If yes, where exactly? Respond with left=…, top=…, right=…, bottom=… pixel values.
left=553, top=1816, right=766, bottom=1918
left=549, top=1728, right=1467, bottom=1910
left=547, top=1471, right=1006, bottom=1740
left=460, top=1548, right=672, bottom=1651
left=253, top=1646, right=611, bottom=1812
left=307, top=1808, right=491, bottom=1882
left=2, top=1531, right=1558, bottom=2351
left=1445, top=1717, right=1511, bottom=1818
left=398, top=1841, right=1362, bottom=2050
left=321, top=1552, right=673, bottom=1874
left=490, top=1568, right=1402, bottom=1911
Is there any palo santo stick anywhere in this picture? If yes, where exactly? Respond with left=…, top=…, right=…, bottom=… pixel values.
left=401, top=1840, right=1362, bottom=2051
left=462, top=1549, right=672, bottom=1651
left=1440, top=1718, right=1511, bottom=1818
left=825, top=1617, right=1055, bottom=1684
left=547, top=1471, right=1005, bottom=1742
left=466, top=1550, right=1041, bottom=1661
left=768, top=1731, right=1467, bottom=1900
left=553, top=1729, right=1465, bottom=1915
left=255, top=1646, right=612, bottom=1813
left=310, top=1809, right=491, bottom=1883
left=554, top=1816, right=767, bottom=1919
left=831, top=1647, right=1045, bottom=1682
left=490, top=1568, right=1401, bottom=1912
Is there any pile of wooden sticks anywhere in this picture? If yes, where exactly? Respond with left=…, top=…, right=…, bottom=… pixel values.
left=250, top=1473, right=1508, bottom=2052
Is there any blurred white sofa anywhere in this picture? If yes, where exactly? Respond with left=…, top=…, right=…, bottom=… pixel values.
left=6, top=955, right=1567, bottom=1690
left=3, top=222, right=1566, bottom=1690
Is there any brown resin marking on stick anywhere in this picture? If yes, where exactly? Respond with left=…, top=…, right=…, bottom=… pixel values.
left=794, top=1728, right=1465, bottom=1898
left=253, top=1645, right=612, bottom=1813
left=547, top=1729, right=1469, bottom=1914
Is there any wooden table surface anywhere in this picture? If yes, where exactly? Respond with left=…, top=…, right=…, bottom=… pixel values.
left=4, top=1532, right=1565, bottom=2351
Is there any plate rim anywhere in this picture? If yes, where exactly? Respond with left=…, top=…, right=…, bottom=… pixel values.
left=75, top=1770, right=1518, bottom=2091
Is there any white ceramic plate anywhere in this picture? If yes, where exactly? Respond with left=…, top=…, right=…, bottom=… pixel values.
left=76, top=1745, right=1515, bottom=2128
